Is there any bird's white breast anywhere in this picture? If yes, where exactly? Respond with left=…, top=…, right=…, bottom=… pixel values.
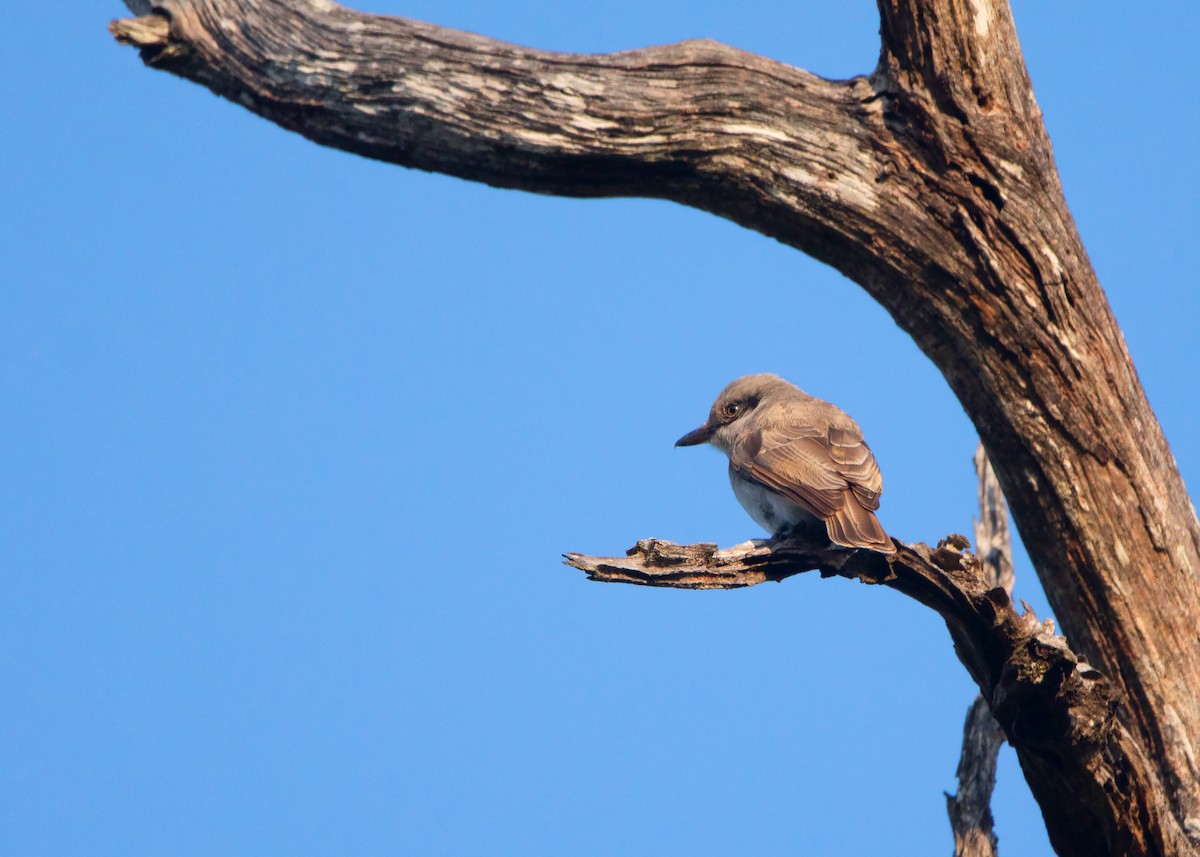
left=728, top=468, right=820, bottom=536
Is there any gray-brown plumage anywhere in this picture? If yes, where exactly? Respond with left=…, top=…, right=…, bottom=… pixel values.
left=676, top=373, right=895, bottom=554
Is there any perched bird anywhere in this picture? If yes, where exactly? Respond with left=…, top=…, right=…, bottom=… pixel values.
left=676, top=373, right=895, bottom=554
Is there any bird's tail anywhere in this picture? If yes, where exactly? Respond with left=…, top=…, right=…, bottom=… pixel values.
left=825, top=493, right=896, bottom=554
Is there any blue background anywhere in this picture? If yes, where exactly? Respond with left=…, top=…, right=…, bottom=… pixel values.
left=4, top=2, right=1197, bottom=855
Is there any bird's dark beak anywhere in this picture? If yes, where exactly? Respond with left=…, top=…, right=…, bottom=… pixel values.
left=675, top=423, right=715, bottom=447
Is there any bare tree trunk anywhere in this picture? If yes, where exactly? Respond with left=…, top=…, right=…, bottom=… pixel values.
left=110, top=1, right=1200, bottom=853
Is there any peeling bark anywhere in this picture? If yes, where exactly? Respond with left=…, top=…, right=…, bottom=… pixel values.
left=111, top=1, right=1200, bottom=853
left=565, top=535, right=1188, bottom=855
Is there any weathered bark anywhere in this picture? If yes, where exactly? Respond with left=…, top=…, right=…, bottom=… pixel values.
left=948, top=697, right=1004, bottom=857
left=973, top=446, right=1016, bottom=599
left=110, top=1, right=1200, bottom=853
left=945, top=448, right=1014, bottom=857
left=565, top=535, right=1188, bottom=855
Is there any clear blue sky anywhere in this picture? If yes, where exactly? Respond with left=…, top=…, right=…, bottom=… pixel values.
left=4, top=2, right=1197, bottom=855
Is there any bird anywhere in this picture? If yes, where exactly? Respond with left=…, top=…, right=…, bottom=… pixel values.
left=675, top=373, right=895, bottom=554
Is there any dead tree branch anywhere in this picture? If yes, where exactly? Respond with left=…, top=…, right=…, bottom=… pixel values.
left=945, top=446, right=1015, bottom=857
left=110, top=0, right=1200, bottom=851
left=565, top=535, right=1185, bottom=856
left=948, top=697, right=1004, bottom=857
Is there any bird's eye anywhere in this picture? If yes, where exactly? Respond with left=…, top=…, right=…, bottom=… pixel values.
left=724, top=402, right=742, bottom=419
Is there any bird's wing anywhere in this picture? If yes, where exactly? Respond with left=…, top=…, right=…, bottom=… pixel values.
left=729, top=424, right=845, bottom=519
left=729, top=422, right=884, bottom=518
left=826, top=425, right=883, bottom=511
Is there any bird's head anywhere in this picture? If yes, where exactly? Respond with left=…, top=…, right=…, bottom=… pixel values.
left=675, top=373, right=798, bottom=453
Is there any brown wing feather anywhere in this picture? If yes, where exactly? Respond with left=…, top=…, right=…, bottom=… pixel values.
left=826, top=425, right=883, bottom=510
left=731, top=425, right=846, bottom=519
left=731, top=423, right=893, bottom=552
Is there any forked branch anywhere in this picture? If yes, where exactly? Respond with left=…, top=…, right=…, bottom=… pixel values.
left=111, top=0, right=1200, bottom=850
